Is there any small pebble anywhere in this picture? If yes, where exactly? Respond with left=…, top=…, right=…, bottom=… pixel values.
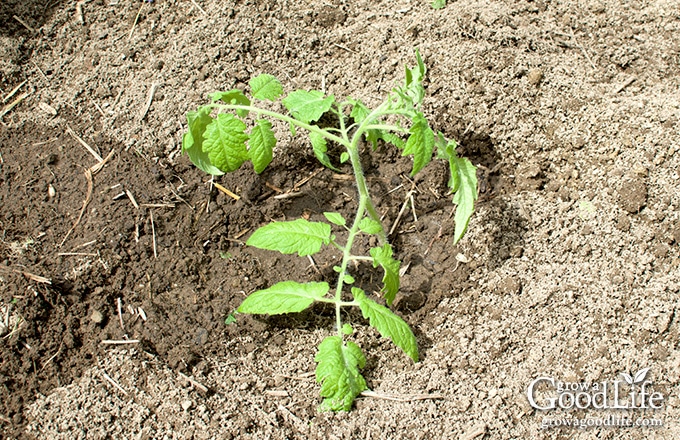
left=181, top=400, right=193, bottom=411
left=528, top=68, right=544, bottom=86
left=90, top=310, right=104, bottom=324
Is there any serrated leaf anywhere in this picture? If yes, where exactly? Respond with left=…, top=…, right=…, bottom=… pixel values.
left=183, top=107, right=224, bottom=175
left=348, top=98, right=382, bottom=148
left=352, top=288, right=418, bottom=362
left=341, top=323, right=354, bottom=335
left=323, top=212, right=346, bottom=226
left=369, top=244, right=400, bottom=305
left=402, top=113, right=434, bottom=176
left=283, top=90, right=335, bottom=124
left=309, top=130, right=339, bottom=171
left=450, top=156, right=478, bottom=245
left=238, top=281, right=329, bottom=315
left=379, top=131, right=406, bottom=150
left=209, top=90, right=250, bottom=118
left=315, top=336, right=367, bottom=411
left=249, top=74, right=283, bottom=101
left=246, top=218, right=331, bottom=256
left=249, top=119, right=276, bottom=173
left=202, top=113, right=249, bottom=173
left=634, top=368, right=650, bottom=384
left=358, top=217, right=383, bottom=235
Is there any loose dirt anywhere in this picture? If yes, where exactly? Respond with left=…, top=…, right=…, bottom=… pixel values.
left=1, top=0, right=679, bottom=438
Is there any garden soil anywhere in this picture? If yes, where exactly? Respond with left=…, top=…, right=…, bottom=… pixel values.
left=1, top=0, right=679, bottom=438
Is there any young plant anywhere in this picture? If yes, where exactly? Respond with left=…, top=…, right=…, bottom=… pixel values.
left=182, top=51, right=477, bottom=411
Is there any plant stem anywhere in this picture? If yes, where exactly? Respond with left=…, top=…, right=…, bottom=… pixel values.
left=209, top=103, right=347, bottom=146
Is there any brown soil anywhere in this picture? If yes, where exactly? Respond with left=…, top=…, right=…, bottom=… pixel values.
left=1, top=0, right=679, bottom=439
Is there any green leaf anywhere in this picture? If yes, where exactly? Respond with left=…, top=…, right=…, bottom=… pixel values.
left=249, top=74, right=283, bottom=101
left=343, top=274, right=355, bottom=284
left=369, top=244, right=400, bottom=305
left=283, top=90, right=335, bottom=124
left=202, top=113, right=249, bottom=173
left=352, top=288, right=418, bottom=362
left=315, top=336, right=367, bottom=411
left=348, top=98, right=382, bottom=148
left=249, top=119, right=276, bottom=173
left=431, top=0, right=446, bottom=9
left=238, top=281, right=329, bottom=315
left=309, top=130, right=339, bottom=171
left=246, top=218, right=331, bottom=256
left=183, top=107, right=224, bottom=176
left=224, top=312, right=237, bottom=325
left=209, top=90, right=250, bottom=118
left=323, top=212, right=346, bottom=226
left=358, top=217, right=383, bottom=235
left=340, top=152, right=350, bottom=163
left=402, top=113, right=434, bottom=176
left=451, top=156, right=478, bottom=245
left=379, top=131, right=406, bottom=150
left=341, top=323, right=354, bottom=335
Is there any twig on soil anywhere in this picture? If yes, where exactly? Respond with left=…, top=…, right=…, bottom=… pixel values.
left=0, top=92, right=28, bottom=120
left=32, top=61, right=50, bottom=83
left=13, top=15, right=36, bottom=33
left=21, top=270, right=52, bottom=285
left=140, top=203, right=175, bottom=208
left=0, top=265, right=53, bottom=284
left=90, top=149, right=115, bottom=174
left=307, top=255, right=321, bottom=274
left=125, top=189, right=140, bottom=209
left=57, top=252, right=98, bottom=256
left=178, top=372, right=209, bottom=394
left=614, top=76, right=636, bottom=93
left=293, top=167, right=324, bottom=191
left=568, top=29, right=597, bottom=70
left=66, top=125, right=103, bottom=163
left=389, top=188, right=415, bottom=236
left=359, top=390, right=445, bottom=402
left=101, top=339, right=140, bottom=345
left=149, top=210, right=158, bottom=259
left=333, top=43, right=357, bottom=54
left=213, top=182, right=240, bottom=200
left=138, top=82, right=160, bottom=121
left=128, top=2, right=146, bottom=41
left=190, top=0, right=207, bottom=15
left=410, top=192, right=417, bottom=223
left=424, top=225, right=443, bottom=257
left=3, top=81, right=26, bottom=103
left=59, top=169, right=93, bottom=247
left=101, top=371, right=128, bottom=395
left=40, top=342, right=63, bottom=372
left=117, top=297, right=125, bottom=332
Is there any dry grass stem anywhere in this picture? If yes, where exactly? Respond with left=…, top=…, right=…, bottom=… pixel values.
left=66, top=125, right=103, bottom=163
left=101, top=339, right=140, bottom=345
left=213, top=182, right=240, bottom=200
left=59, top=169, right=93, bottom=247
left=101, top=371, right=128, bottom=395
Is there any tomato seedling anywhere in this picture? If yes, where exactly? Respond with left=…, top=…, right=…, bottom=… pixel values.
left=183, top=51, right=477, bottom=411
